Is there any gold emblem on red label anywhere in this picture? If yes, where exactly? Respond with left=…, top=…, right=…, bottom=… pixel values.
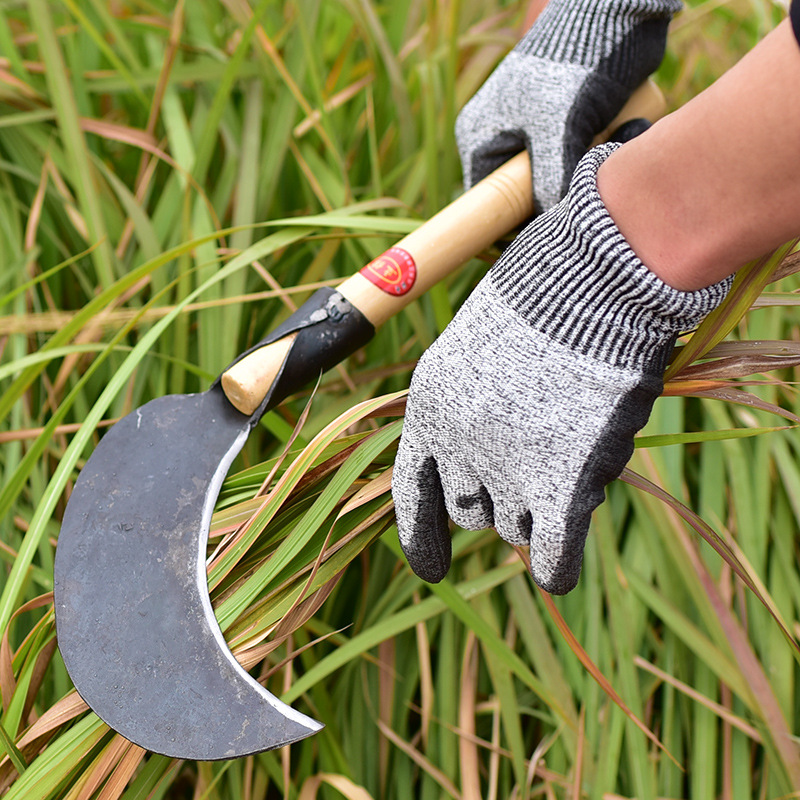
left=360, top=247, right=417, bottom=296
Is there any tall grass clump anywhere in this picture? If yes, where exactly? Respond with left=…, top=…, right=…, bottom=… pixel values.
left=1, top=1, right=799, bottom=798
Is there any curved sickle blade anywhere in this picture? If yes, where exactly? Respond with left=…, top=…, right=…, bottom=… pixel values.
left=54, top=386, right=322, bottom=760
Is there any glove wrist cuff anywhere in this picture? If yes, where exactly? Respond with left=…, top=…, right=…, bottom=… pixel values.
left=491, top=143, right=731, bottom=376
left=515, top=0, right=682, bottom=86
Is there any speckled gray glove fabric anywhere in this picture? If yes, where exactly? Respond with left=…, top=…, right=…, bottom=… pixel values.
left=456, top=0, right=681, bottom=213
left=392, top=144, right=731, bottom=594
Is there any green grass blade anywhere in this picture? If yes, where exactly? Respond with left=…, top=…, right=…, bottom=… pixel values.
left=28, top=0, right=116, bottom=287
left=666, top=239, right=799, bottom=380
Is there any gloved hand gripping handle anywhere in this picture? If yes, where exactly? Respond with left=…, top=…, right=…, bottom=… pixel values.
left=220, top=82, right=665, bottom=418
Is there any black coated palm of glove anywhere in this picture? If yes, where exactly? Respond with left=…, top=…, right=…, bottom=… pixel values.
left=456, top=0, right=682, bottom=214
left=392, top=144, right=731, bottom=595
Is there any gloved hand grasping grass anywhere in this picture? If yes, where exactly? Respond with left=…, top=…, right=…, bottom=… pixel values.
left=456, top=0, right=682, bottom=214
left=392, top=144, right=731, bottom=594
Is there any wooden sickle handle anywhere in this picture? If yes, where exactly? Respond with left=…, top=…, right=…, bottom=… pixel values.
left=222, top=81, right=666, bottom=415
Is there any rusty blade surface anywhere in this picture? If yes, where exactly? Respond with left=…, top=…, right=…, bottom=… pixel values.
left=53, top=385, right=322, bottom=760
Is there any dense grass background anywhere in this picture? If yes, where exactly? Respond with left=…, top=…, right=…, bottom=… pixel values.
left=1, top=0, right=799, bottom=797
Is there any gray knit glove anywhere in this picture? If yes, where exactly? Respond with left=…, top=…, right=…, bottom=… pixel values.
left=456, top=0, right=681, bottom=213
left=392, top=144, right=730, bottom=594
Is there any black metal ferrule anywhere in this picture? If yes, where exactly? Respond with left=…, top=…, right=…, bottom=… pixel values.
left=214, top=288, right=375, bottom=425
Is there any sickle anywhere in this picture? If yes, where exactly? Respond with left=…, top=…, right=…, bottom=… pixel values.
left=53, top=86, right=663, bottom=760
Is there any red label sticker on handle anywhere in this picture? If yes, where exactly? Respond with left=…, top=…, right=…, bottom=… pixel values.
left=360, top=247, right=417, bottom=296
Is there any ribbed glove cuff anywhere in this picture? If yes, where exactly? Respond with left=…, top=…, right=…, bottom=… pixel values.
left=491, top=143, right=731, bottom=376
left=515, top=0, right=682, bottom=84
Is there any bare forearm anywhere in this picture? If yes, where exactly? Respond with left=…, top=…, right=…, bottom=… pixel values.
left=597, top=18, right=800, bottom=291
left=522, top=0, right=550, bottom=30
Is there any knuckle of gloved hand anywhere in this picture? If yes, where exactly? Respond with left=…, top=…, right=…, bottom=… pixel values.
left=407, top=360, right=447, bottom=415
left=586, top=437, right=635, bottom=490
left=447, top=485, right=494, bottom=532
left=494, top=507, right=533, bottom=547
left=455, top=102, right=484, bottom=150
left=530, top=523, right=589, bottom=595
left=584, top=384, right=662, bottom=485
left=456, top=69, right=508, bottom=137
left=533, top=563, right=582, bottom=596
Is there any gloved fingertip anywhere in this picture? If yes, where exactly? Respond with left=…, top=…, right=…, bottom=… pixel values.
left=529, top=560, right=582, bottom=596
left=528, top=514, right=588, bottom=595
left=493, top=502, right=532, bottom=547
left=393, top=455, right=453, bottom=583
left=405, top=544, right=451, bottom=584
left=398, top=511, right=452, bottom=584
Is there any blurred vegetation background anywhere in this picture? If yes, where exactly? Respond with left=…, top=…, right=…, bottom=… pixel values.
left=1, top=0, right=799, bottom=798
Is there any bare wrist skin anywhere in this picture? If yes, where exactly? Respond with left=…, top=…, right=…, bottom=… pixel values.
left=597, top=19, right=800, bottom=292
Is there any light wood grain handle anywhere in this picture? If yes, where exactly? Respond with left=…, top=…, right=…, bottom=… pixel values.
left=339, top=79, right=666, bottom=327
left=222, top=81, right=666, bottom=415
left=221, top=333, right=297, bottom=419
left=336, top=149, right=533, bottom=327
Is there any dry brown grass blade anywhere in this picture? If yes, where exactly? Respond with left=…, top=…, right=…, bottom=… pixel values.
left=621, top=466, right=800, bottom=657
left=570, top=709, right=586, bottom=800
left=65, top=735, right=131, bottom=800
left=265, top=575, right=342, bottom=652
left=365, top=392, right=408, bottom=419
left=143, top=1, right=183, bottom=140
left=459, top=632, right=481, bottom=800
left=21, top=638, right=58, bottom=728
left=289, top=139, right=336, bottom=212
left=294, top=74, right=375, bottom=137
left=219, top=0, right=335, bottom=154
left=417, top=704, right=574, bottom=796
left=0, top=281, right=346, bottom=336
left=25, top=154, right=49, bottom=257
left=524, top=724, right=562, bottom=798
left=705, top=340, right=800, bottom=358
left=684, top=530, right=800, bottom=786
left=113, top=1, right=183, bottom=260
left=378, top=636, right=396, bottom=786
left=0, top=593, right=53, bottom=717
left=252, top=436, right=355, bottom=643
left=317, top=497, right=395, bottom=563
left=284, top=436, right=368, bottom=506
left=662, top=378, right=730, bottom=396
left=673, top=354, right=800, bottom=381
left=341, top=467, right=393, bottom=515
left=687, top=387, right=800, bottom=424
left=234, top=582, right=343, bottom=671
left=225, top=495, right=395, bottom=654
left=80, top=116, right=222, bottom=233
left=297, top=773, right=376, bottom=800
left=376, top=718, right=463, bottom=800
left=414, top=610, right=433, bottom=750
left=255, top=626, right=349, bottom=681
left=0, top=627, right=14, bottom=716
left=665, top=240, right=799, bottom=381
left=0, top=419, right=117, bottom=445
left=769, top=249, right=800, bottom=282
left=207, top=386, right=318, bottom=581
left=633, top=656, right=762, bottom=743
left=40, top=157, right=88, bottom=241
left=95, top=742, right=147, bottom=800
left=18, top=691, right=89, bottom=744
left=0, top=65, right=45, bottom=100
left=231, top=421, right=392, bottom=651
left=536, top=587, right=683, bottom=771
left=0, top=692, right=89, bottom=792
left=629, top=456, right=800, bottom=788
